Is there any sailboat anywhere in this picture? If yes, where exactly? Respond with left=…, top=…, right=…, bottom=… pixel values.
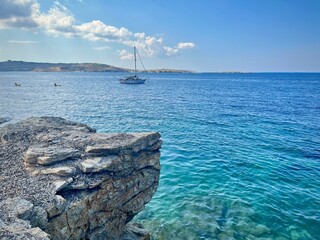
left=119, top=47, right=146, bottom=84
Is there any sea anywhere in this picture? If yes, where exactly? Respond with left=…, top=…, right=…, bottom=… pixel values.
left=0, top=72, right=319, bottom=240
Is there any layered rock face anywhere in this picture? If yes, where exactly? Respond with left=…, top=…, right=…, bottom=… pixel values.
left=0, top=117, right=161, bottom=239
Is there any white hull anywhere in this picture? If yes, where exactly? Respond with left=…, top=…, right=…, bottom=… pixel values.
left=119, top=78, right=146, bottom=84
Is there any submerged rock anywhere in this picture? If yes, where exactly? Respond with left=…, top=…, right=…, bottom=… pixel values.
left=0, top=117, right=161, bottom=239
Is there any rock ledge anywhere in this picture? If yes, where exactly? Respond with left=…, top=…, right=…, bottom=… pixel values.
left=0, top=117, right=161, bottom=239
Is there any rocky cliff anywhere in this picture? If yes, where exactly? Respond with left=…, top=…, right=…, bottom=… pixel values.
left=0, top=117, right=161, bottom=239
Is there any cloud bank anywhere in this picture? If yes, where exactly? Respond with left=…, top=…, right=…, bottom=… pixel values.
left=0, top=0, right=195, bottom=59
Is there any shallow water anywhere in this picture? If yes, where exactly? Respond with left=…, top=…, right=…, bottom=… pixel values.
left=1, top=72, right=320, bottom=239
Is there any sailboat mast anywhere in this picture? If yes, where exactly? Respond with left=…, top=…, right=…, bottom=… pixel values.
left=134, top=46, right=137, bottom=77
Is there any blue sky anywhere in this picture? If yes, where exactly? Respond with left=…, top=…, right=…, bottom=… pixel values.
left=0, top=0, right=319, bottom=72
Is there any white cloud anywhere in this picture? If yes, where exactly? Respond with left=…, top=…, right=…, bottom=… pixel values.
left=122, top=35, right=196, bottom=58
left=0, top=0, right=195, bottom=59
left=163, top=46, right=179, bottom=56
left=177, top=42, right=195, bottom=49
left=75, top=20, right=131, bottom=41
left=9, top=40, right=38, bottom=44
left=123, top=35, right=166, bottom=57
left=134, top=32, right=145, bottom=39
left=33, top=2, right=75, bottom=36
left=93, top=45, right=111, bottom=51
left=118, top=49, right=133, bottom=60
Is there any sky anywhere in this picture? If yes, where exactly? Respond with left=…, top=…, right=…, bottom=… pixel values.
left=0, top=0, right=320, bottom=72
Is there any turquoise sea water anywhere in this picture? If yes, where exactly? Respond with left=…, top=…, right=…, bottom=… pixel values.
left=0, top=72, right=320, bottom=239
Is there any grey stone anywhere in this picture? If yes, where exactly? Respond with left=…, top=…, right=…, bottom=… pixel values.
left=25, top=146, right=80, bottom=166
left=0, top=198, right=49, bottom=239
left=0, top=219, right=5, bottom=228
left=30, top=206, right=48, bottom=230
left=0, top=117, right=161, bottom=239
left=52, top=178, right=74, bottom=193
left=46, top=195, right=67, bottom=219
left=32, top=167, right=77, bottom=177
left=81, top=155, right=126, bottom=173
left=0, top=117, right=9, bottom=125
left=15, top=198, right=34, bottom=220
left=85, top=132, right=161, bottom=154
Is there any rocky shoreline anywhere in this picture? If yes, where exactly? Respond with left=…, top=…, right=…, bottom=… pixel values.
left=0, top=117, right=161, bottom=239
left=0, top=118, right=9, bottom=125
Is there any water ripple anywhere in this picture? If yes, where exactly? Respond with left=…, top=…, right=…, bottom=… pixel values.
left=1, top=72, right=320, bottom=239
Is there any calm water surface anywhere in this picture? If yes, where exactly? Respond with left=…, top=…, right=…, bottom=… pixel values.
left=1, top=72, right=320, bottom=239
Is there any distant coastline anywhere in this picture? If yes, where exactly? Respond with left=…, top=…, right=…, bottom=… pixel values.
left=0, top=60, right=194, bottom=73
left=1, top=62, right=317, bottom=73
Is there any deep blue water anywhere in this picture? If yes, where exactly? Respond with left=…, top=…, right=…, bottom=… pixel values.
left=1, top=72, right=320, bottom=239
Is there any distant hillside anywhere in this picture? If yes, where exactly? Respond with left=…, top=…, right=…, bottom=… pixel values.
left=0, top=60, right=193, bottom=73
left=145, top=68, right=194, bottom=73
left=0, top=60, right=127, bottom=72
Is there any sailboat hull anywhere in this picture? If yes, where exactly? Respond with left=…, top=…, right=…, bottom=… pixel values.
left=119, top=76, right=146, bottom=84
left=120, top=79, right=146, bottom=84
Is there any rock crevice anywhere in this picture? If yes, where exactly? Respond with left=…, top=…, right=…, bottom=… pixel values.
left=0, top=117, right=161, bottom=239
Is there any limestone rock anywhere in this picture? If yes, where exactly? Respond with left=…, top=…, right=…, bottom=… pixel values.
left=81, top=155, right=124, bottom=173
left=32, top=166, right=77, bottom=177
left=25, top=146, right=80, bottom=165
left=0, top=198, right=49, bottom=239
left=46, top=195, right=67, bottom=218
left=52, top=178, right=74, bottom=193
left=0, top=117, right=161, bottom=239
